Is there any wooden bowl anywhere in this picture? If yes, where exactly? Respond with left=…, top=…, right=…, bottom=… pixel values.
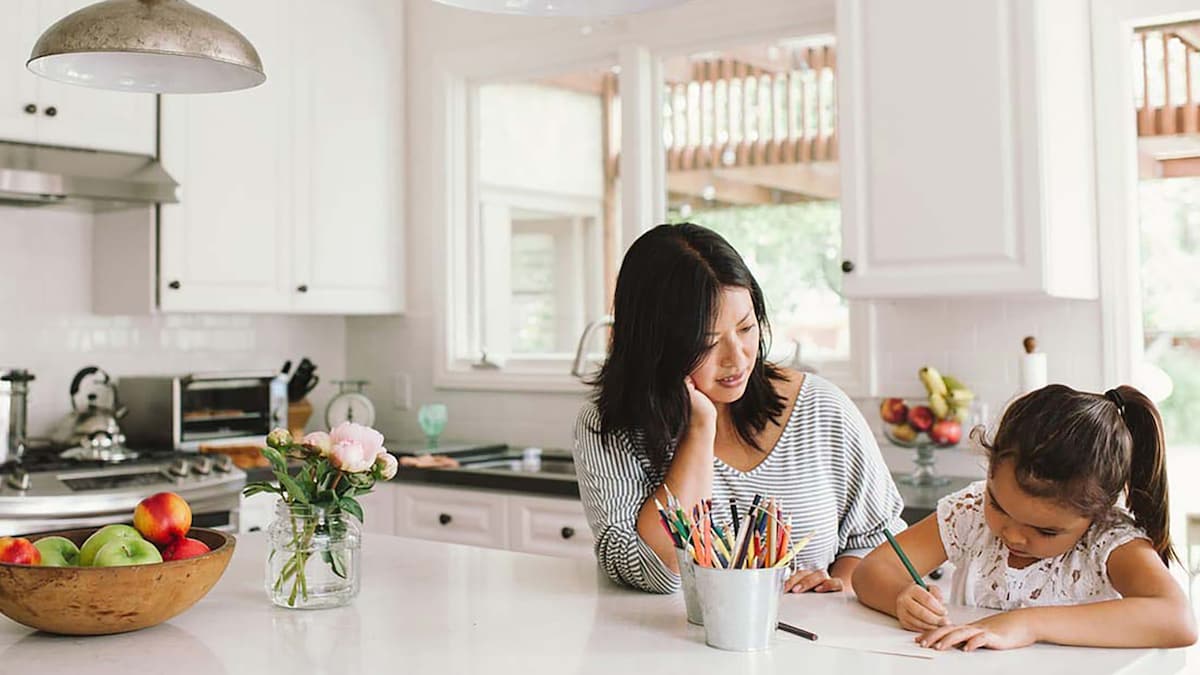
left=0, top=527, right=235, bottom=636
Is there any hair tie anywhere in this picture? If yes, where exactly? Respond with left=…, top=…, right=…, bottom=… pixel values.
left=1104, top=389, right=1126, bottom=417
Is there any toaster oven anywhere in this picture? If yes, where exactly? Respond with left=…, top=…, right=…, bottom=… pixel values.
left=118, top=372, right=287, bottom=451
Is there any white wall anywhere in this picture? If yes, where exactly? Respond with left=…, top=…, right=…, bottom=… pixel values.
left=349, top=0, right=1105, bottom=478
left=0, top=205, right=346, bottom=439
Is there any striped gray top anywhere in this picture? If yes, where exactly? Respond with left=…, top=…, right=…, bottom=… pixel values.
left=572, top=374, right=906, bottom=594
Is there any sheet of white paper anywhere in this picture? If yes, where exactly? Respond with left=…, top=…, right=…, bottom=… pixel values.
left=776, top=592, right=995, bottom=661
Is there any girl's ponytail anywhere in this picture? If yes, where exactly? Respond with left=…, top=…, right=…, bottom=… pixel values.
left=1112, top=385, right=1176, bottom=566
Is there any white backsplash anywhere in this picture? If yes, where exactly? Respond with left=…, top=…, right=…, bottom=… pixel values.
left=0, top=205, right=347, bottom=438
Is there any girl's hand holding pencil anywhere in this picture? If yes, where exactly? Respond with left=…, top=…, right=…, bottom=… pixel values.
left=897, top=583, right=948, bottom=631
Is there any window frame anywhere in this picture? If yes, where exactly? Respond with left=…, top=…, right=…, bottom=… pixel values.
left=432, top=12, right=877, bottom=397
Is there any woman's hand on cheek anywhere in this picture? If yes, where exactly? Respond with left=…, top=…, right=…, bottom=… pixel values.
left=684, top=376, right=718, bottom=429
left=784, top=568, right=844, bottom=593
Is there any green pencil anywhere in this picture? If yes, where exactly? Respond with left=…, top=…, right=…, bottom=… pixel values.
left=882, top=528, right=928, bottom=590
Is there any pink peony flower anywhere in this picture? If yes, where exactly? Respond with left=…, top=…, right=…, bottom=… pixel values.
left=301, top=431, right=333, bottom=457
left=375, top=452, right=398, bottom=480
left=329, top=422, right=386, bottom=458
left=329, top=440, right=376, bottom=473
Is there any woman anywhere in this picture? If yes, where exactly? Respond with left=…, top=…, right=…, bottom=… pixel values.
left=573, top=223, right=905, bottom=594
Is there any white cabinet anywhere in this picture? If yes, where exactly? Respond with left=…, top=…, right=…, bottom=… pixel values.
left=0, top=0, right=155, bottom=155
left=507, top=494, right=593, bottom=560
left=159, top=0, right=293, bottom=313
left=393, top=484, right=595, bottom=559
left=157, top=0, right=404, bottom=315
left=356, top=482, right=397, bottom=536
left=836, top=0, right=1097, bottom=299
left=395, top=484, right=509, bottom=550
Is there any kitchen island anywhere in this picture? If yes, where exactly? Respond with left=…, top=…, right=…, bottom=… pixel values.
left=0, top=534, right=1185, bottom=674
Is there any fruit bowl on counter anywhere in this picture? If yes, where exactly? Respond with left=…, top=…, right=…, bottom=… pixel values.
left=0, top=527, right=234, bottom=635
left=879, top=367, right=975, bottom=487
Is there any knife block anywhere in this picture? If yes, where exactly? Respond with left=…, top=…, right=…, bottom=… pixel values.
left=287, top=398, right=313, bottom=438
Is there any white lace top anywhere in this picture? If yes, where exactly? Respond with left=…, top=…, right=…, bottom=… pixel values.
left=936, top=481, right=1148, bottom=611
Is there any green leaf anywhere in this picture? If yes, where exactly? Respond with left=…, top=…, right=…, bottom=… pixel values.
left=278, top=473, right=310, bottom=504
left=242, top=482, right=282, bottom=498
left=339, top=497, right=364, bottom=523
left=261, top=445, right=289, bottom=474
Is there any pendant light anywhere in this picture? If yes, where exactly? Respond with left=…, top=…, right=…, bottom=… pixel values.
left=432, top=0, right=690, bottom=16
left=27, top=0, right=265, bottom=94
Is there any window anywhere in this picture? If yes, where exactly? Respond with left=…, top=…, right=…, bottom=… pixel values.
left=446, top=68, right=620, bottom=382
left=661, top=36, right=855, bottom=372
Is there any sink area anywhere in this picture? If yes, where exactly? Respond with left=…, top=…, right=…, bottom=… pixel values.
left=460, top=455, right=576, bottom=477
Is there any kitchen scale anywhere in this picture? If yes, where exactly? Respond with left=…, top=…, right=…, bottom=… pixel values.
left=325, top=380, right=376, bottom=427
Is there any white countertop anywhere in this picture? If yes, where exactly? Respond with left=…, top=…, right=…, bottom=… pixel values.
left=0, top=534, right=1186, bottom=674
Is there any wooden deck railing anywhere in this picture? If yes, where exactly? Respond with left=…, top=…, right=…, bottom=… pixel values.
left=662, top=43, right=837, bottom=171
left=1135, top=25, right=1200, bottom=136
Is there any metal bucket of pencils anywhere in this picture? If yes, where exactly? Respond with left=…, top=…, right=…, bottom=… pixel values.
left=694, top=565, right=787, bottom=651
left=674, top=547, right=704, bottom=625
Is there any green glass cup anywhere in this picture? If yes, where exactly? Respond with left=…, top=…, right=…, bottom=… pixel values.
left=417, top=403, right=448, bottom=449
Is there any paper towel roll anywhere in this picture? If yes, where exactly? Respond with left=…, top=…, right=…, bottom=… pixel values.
left=1019, top=352, right=1048, bottom=394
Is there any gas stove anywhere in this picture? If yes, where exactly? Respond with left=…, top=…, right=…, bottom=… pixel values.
left=0, top=449, right=246, bottom=536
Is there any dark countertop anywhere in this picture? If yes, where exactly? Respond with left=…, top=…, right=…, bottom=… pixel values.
left=242, top=444, right=975, bottom=515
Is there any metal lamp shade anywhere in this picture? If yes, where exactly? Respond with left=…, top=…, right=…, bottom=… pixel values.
left=432, top=0, right=690, bottom=16
left=27, top=0, right=265, bottom=94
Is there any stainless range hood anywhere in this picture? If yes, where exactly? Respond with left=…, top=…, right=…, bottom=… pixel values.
left=0, top=141, right=179, bottom=208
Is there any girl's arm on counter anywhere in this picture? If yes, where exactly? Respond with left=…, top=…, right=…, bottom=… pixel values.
left=920, top=539, right=1198, bottom=650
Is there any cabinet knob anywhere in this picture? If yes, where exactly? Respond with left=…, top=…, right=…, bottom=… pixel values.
left=296, top=284, right=308, bottom=293
left=23, top=104, right=36, bottom=115
left=438, top=513, right=452, bottom=526
left=167, top=280, right=181, bottom=290
left=560, top=526, right=575, bottom=540
left=840, top=260, right=855, bottom=273
left=44, top=106, right=57, bottom=118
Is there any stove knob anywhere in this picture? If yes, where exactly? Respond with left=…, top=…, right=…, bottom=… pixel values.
left=213, top=454, right=234, bottom=473
left=193, top=457, right=213, bottom=475
left=169, top=459, right=190, bottom=477
left=5, top=469, right=30, bottom=491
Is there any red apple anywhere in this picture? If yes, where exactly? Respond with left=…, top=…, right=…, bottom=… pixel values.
left=0, top=537, right=41, bottom=565
left=930, top=419, right=963, bottom=446
left=161, top=537, right=211, bottom=562
left=879, top=397, right=909, bottom=425
left=133, top=492, right=193, bottom=545
left=907, top=405, right=935, bottom=432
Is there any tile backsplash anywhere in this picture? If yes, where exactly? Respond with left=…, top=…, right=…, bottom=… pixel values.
left=0, top=205, right=346, bottom=437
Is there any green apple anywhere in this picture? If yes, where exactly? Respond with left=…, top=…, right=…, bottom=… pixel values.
left=34, top=536, right=80, bottom=567
left=92, top=538, right=162, bottom=567
left=79, top=524, right=143, bottom=566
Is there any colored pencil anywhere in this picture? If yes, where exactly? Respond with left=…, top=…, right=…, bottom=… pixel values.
left=777, top=621, right=819, bottom=641
left=883, top=528, right=928, bottom=590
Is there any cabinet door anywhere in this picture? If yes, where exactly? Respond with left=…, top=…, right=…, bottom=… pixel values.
left=838, top=0, right=1036, bottom=298
left=394, top=484, right=508, bottom=550
left=507, top=495, right=593, bottom=560
left=0, top=1, right=41, bottom=143
left=31, top=0, right=156, bottom=155
left=158, top=0, right=292, bottom=312
left=289, top=0, right=404, bottom=314
left=356, top=482, right=396, bottom=536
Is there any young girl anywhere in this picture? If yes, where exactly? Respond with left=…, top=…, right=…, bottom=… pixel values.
left=853, top=384, right=1197, bottom=651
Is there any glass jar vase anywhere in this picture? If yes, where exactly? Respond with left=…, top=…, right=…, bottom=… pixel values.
left=266, top=501, right=362, bottom=609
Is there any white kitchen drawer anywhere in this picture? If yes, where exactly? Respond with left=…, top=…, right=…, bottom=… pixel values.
left=356, top=482, right=397, bottom=536
left=507, top=495, right=593, bottom=560
left=394, top=484, right=507, bottom=550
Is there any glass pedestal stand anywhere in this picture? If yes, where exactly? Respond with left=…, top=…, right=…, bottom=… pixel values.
left=898, top=442, right=951, bottom=487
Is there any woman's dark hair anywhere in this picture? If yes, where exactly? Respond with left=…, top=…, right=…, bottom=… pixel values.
left=975, top=383, right=1175, bottom=565
left=590, top=223, right=786, bottom=474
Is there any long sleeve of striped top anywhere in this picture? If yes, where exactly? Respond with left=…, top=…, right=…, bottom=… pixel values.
left=572, top=374, right=906, bottom=595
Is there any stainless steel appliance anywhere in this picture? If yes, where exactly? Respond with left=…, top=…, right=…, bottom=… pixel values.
left=0, top=369, right=34, bottom=465
left=52, top=366, right=134, bottom=462
left=119, top=371, right=287, bottom=451
left=0, top=451, right=245, bottom=536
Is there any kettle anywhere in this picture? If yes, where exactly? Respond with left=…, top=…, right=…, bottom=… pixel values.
left=52, top=366, right=130, bottom=459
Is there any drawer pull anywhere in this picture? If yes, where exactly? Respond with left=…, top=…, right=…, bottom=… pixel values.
left=561, top=526, right=575, bottom=540
left=438, top=513, right=452, bottom=526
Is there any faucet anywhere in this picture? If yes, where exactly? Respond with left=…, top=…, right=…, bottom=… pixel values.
left=571, top=315, right=613, bottom=379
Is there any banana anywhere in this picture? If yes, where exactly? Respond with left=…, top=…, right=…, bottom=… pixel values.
left=942, top=375, right=966, bottom=393
left=948, top=388, right=975, bottom=405
left=929, top=391, right=951, bottom=420
left=919, top=366, right=949, bottom=398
